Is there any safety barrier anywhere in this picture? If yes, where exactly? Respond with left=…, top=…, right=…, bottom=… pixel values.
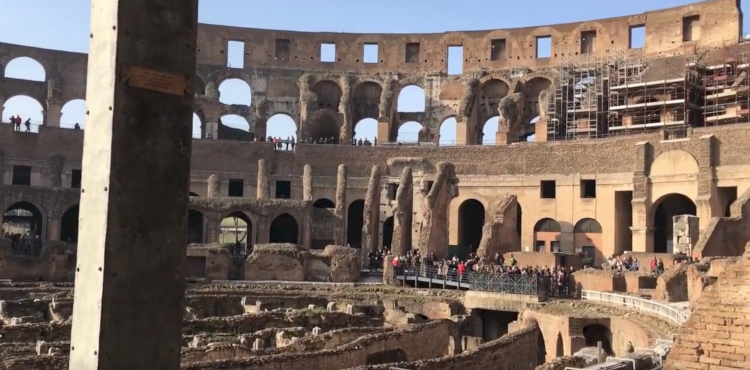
left=581, top=290, right=689, bottom=326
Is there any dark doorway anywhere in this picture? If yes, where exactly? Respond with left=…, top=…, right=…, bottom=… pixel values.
left=583, top=324, right=613, bottom=356
left=187, top=209, right=204, bottom=244
left=313, top=198, right=335, bottom=209
left=556, top=332, right=564, bottom=357
left=60, top=205, right=79, bottom=243
left=458, top=199, right=485, bottom=251
left=516, top=202, right=523, bottom=242
left=382, top=216, right=394, bottom=249
left=653, top=194, right=696, bottom=253
left=476, top=309, right=519, bottom=341
left=537, top=326, right=547, bottom=365
left=347, top=199, right=365, bottom=248
left=270, top=213, right=299, bottom=243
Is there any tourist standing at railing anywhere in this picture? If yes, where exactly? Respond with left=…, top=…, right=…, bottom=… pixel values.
left=24, top=118, right=31, bottom=133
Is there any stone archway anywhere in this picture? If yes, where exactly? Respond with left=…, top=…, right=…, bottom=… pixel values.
left=652, top=193, right=696, bottom=253
left=556, top=332, right=564, bottom=357
left=347, top=200, right=365, bottom=248
left=187, top=209, right=205, bottom=244
left=221, top=211, right=253, bottom=253
left=382, top=216, right=394, bottom=249
left=533, top=218, right=561, bottom=252
left=537, top=327, right=547, bottom=365
left=270, top=213, right=299, bottom=244
left=2, top=201, right=44, bottom=238
left=458, top=199, right=485, bottom=251
left=313, top=198, right=335, bottom=209
left=60, top=205, right=79, bottom=243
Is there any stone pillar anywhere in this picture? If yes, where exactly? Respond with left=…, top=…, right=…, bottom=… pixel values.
left=392, top=167, right=413, bottom=255
left=48, top=154, right=65, bottom=188
left=257, top=159, right=270, bottom=199
left=631, top=141, right=653, bottom=252
left=207, top=174, right=220, bottom=197
left=68, top=1, right=197, bottom=370
left=47, top=215, right=61, bottom=241
left=302, top=165, right=313, bottom=202
left=455, top=119, right=470, bottom=145
left=46, top=100, right=62, bottom=127
left=335, top=164, right=347, bottom=245
left=377, top=119, right=390, bottom=143
left=362, top=165, right=381, bottom=259
left=204, top=212, right=221, bottom=244
left=0, top=97, right=5, bottom=120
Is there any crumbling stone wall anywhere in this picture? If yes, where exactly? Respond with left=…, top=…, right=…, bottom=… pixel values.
left=693, top=185, right=750, bottom=257
left=477, top=195, right=520, bottom=257
left=391, top=167, right=413, bottom=255
left=244, top=244, right=361, bottom=282
left=416, top=162, right=457, bottom=257
left=0, top=241, right=75, bottom=282
left=653, top=263, right=688, bottom=302
left=533, top=356, right=586, bottom=370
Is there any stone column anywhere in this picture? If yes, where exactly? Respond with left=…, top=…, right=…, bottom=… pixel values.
left=377, top=119, right=390, bottom=143
left=257, top=159, right=270, bottom=199
left=47, top=215, right=61, bottom=241
left=631, top=141, right=653, bottom=252
left=302, top=165, right=313, bottom=201
left=0, top=97, right=5, bottom=120
left=67, top=1, right=198, bottom=370
left=46, top=100, right=62, bottom=128
left=392, top=167, right=413, bottom=255
left=204, top=212, right=221, bottom=244
left=207, top=174, right=220, bottom=197
left=362, top=165, right=381, bottom=258
left=335, top=164, right=347, bottom=245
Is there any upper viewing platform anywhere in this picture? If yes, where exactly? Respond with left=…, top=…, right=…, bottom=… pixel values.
left=0, top=0, right=746, bottom=146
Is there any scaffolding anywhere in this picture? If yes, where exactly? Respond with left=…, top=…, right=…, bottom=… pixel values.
left=607, top=49, right=703, bottom=138
left=699, top=48, right=750, bottom=127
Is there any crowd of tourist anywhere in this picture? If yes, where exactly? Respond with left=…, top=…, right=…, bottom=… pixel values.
left=249, top=135, right=378, bottom=151
left=605, top=252, right=667, bottom=275
left=2, top=230, right=42, bottom=257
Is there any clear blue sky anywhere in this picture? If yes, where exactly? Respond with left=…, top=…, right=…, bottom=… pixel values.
left=1, top=0, right=746, bottom=143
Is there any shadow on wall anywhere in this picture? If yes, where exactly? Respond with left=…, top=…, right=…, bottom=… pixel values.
left=693, top=186, right=750, bottom=257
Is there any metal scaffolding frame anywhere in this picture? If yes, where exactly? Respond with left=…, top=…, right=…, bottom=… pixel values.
left=699, top=46, right=750, bottom=127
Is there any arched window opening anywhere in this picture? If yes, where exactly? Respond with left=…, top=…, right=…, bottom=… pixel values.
left=439, top=117, right=457, bottom=145
left=221, top=212, right=253, bottom=255
left=219, top=114, right=251, bottom=131
left=60, top=99, right=86, bottom=129
left=2, top=201, right=43, bottom=257
left=583, top=324, right=613, bottom=356
left=353, top=118, right=377, bottom=143
left=533, top=218, right=562, bottom=253
left=574, top=218, right=604, bottom=266
left=269, top=213, right=299, bottom=244
left=397, top=121, right=423, bottom=144
left=396, top=85, right=426, bottom=112
left=2, top=96, right=44, bottom=133
left=653, top=194, right=696, bottom=253
left=556, top=333, right=564, bottom=357
left=4, top=57, right=46, bottom=81
left=537, top=328, right=547, bottom=366
left=347, top=200, right=365, bottom=248
left=458, top=199, right=485, bottom=252
left=60, top=205, right=79, bottom=244
left=574, top=218, right=602, bottom=233
left=192, top=113, right=203, bottom=139
left=311, top=81, right=343, bottom=111
left=382, top=216, right=394, bottom=250
left=266, top=114, right=297, bottom=141
left=482, top=117, right=499, bottom=145
left=187, top=209, right=204, bottom=244
left=218, top=78, right=252, bottom=106
left=313, top=198, right=335, bottom=209
left=516, top=203, right=523, bottom=243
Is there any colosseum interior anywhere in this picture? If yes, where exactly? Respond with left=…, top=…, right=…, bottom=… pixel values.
left=1, top=0, right=750, bottom=369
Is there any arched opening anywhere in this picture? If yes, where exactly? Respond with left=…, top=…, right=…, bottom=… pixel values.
left=347, top=200, right=365, bottom=248
left=516, top=202, right=523, bottom=244
left=351, top=81, right=382, bottom=124
left=60, top=205, right=79, bottom=243
left=458, top=199, right=485, bottom=251
left=218, top=78, right=252, bottom=106
left=382, top=216, right=394, bottom=250
left=653, top=193, right=697, bottom=253
left=537, top=328, right=547, bottom=366
left=60, top=99, right=86, bottom=129
left=267, top=114, right=297, bottom=141
left=556, top=332, right=564, bottom=357
left=439, top=117, right=457, bottom=145
left=353, top=118, right=377, bottom=142
left=2, top=201, right=43, bottom=256
left=482, top=117, right=499, bottom=145
left=311, top=80, right=343, bottom=111
left=221, top=212, right=253, bottom=254
left=397, top=121, right=423, bottom=143
left=583, top=324, right=613, bottom=356
left=2, top=96, right=44, bottom=132
left=192, top=113, right=203, bottom=139
left=308, top=110, right=340, bottom=143
left=524, top=77, right=552, bottom=123
left=396, top=85, right=425, bottom=112
left=534, top=218, right=561, bottom=253
left=313, top=198, right=335, bottom=209
left=269, top=213, right=299, bottom=244
left=219, top=114, right=250, bottom=132
left=187, top=209, right=204, bottom=244
left=574, top=218, right=603, bottom=265
left=4, top=57, right=46, bottom=81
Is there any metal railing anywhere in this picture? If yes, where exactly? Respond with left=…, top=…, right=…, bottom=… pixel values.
left=393, top=265, right=574, bottom=297
left=581, top=290, right=689, bottom=326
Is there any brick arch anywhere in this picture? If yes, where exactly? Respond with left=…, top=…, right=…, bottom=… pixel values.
left=311, top=80, right=343, bottom=112
left=2, top=56, right=49, bottom=81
